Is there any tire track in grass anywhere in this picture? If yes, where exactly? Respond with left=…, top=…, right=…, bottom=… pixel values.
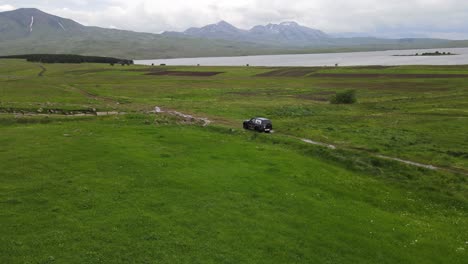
left=65, top=85, right=119, bottom=104
left=38, top=65, right=46, bottom=77
left=151, top=107, right=467, bottom=175
left=290, top=134, right=468, bottom=175
left=375, top=155, right=437, bottom=170
left=246, top=127, right=466, bottom=175
left=7, top=98, right=465, bottom=175
left=152, top=106, right=212, bottom=127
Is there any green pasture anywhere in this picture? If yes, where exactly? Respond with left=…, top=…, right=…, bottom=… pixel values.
left=0, top=59, right=467, bottom=263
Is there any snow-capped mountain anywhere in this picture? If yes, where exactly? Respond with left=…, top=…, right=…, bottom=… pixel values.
left=164, top=21, right=330, bottom=46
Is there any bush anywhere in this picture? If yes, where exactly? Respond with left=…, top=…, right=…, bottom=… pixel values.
left=330, top=90, right=357, bottom=104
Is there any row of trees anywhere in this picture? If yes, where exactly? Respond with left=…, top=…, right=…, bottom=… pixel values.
left=416, top=51, right=453, bottom=56
left=0, top=54, right=133, bottom=64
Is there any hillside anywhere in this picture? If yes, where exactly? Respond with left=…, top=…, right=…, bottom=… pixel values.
left=0, top=8, right=290, bottom=59
left=1, top=8, right=467, bottom=59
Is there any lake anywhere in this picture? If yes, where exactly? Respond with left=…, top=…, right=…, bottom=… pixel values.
left=136, top=47, right=468, bottom=67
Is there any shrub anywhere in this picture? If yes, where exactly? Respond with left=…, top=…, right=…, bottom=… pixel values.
left=330, top=90, right=357, bottom=104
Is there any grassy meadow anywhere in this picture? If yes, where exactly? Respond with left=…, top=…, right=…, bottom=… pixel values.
left=0, top=59, right=467, bottom=263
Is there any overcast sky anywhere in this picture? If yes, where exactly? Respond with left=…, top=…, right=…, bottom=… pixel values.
left=1, top=0, right=468, bottom=39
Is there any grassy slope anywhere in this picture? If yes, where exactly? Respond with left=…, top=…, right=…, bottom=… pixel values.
left=0, top=60, right=467, bottom=263
left=0, top=31, right=468, bottom=59
left=3, top=40, right=468, bottom=60
left=0, top=116, right=466, bottom=263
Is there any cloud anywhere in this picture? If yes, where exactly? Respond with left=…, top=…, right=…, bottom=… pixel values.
left=1, top=0, right=468, bottom=39
left=0, top=4, right=14, bottom=11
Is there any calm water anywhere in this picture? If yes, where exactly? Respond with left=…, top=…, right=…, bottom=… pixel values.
left=136, top=47, right=468, bottom=67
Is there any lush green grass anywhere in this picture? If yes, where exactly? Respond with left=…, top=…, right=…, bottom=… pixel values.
left=2, top=60, right=466, bottom=169
left=0, top=116, right=466, bottom=263
left=1, top=60, right=467, bottom=263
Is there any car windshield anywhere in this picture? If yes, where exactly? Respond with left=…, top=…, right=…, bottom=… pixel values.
left=251, top=118, right=271, bottom=124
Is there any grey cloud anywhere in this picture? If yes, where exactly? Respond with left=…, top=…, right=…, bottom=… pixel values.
left=1, top=0, right=468, bottom=39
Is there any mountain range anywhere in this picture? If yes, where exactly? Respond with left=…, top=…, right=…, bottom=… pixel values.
left=1, top=8, right=467, bottom=59
left=163, top=21, right=329, bottom=46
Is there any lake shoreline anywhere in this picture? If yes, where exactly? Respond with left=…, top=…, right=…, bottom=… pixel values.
left=136, top=47, right=468, bottom=67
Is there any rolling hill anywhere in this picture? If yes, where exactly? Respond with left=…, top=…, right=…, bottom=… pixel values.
left=1, top=8, right=468, bottom=59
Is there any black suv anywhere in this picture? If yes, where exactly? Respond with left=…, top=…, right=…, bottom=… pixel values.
left=243, top=117, right=273, bottom=133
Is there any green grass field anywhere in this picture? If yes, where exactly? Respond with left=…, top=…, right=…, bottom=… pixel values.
left=1, top=59, right=467, bottom=263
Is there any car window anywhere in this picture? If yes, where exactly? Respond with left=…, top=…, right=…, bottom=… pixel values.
left=255, top=119, right=262, bottom=125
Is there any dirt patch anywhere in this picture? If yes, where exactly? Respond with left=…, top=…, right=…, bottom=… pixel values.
left=256, top=68, right=317, bottom=77
left=309, top=73, right=468, bottom=79
left=376, top=155, right=437, bottom=170
left=127, top=68, right=166, bottom=73
left=146, top=71, right=223, bottom=77
left=227, top=89, right=283, bottom=97
left=314, top=80, right=452, bottom=92
left=347, top=66, right=395, bottom=70
left=66, top=69, right=116, bottom=75
left=151, top=106, right=212, bottom=126
left=302, top=139, right=336, bottom=149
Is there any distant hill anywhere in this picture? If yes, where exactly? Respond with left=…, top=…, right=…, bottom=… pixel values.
left=1, top=8, right=467, bottom=59
left=164, top=21, right=330, bottom=46
left=0, top=8, right=289, bottom=59
left=0, top=8, right=85, bottom=41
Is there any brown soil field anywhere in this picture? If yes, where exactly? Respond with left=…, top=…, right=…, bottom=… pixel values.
left=309, top=73, right=468, bottom=78
left=146, top=71, right=223, bottom=77
left=256, top=68, right=317, bottom=77
left=314, top=81, right=453, bottom=92
left=345, top=66, right=395, bottom=70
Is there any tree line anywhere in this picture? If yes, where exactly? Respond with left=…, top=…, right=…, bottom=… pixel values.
left=0, top=54, right=134, bottom=65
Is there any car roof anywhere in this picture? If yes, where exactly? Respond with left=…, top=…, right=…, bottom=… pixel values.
left=255, top=117, right=270, bottom=121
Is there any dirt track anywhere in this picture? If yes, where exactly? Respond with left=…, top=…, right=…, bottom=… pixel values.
left=66, top=85, right=119, bottom=104
left=152, top=106, right=212, bottom=126
left=38, top=65, right=46, bottom=77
